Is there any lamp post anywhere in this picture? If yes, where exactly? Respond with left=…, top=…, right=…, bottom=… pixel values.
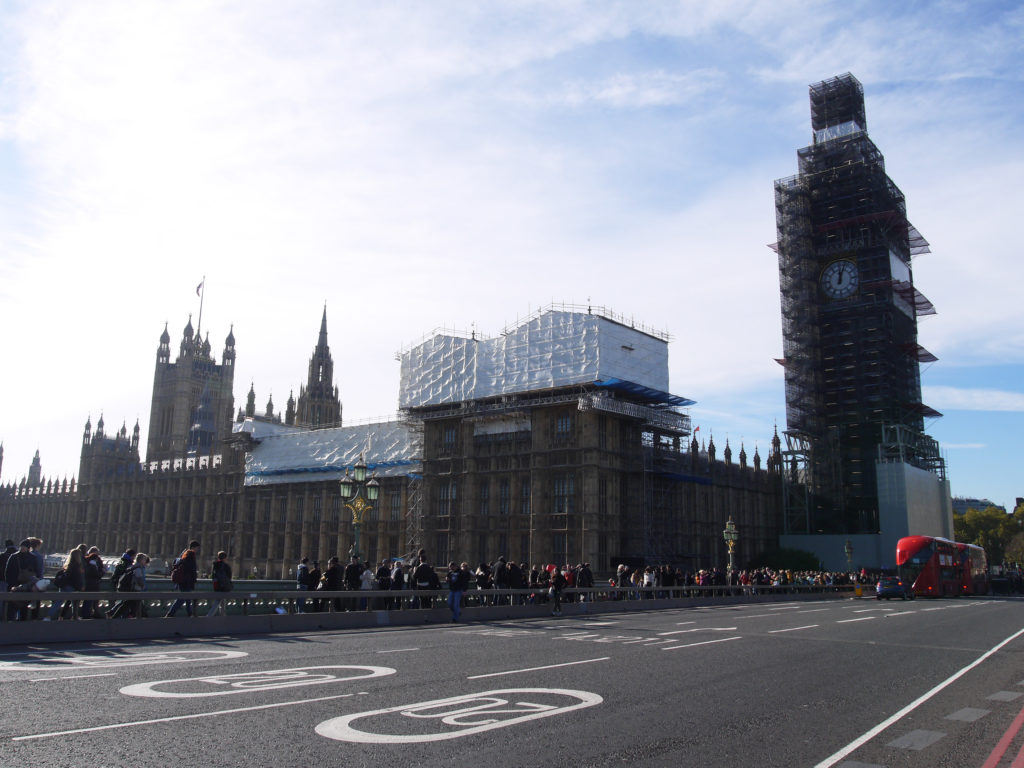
left=338, top=453, right=380, bottom=561
left=844, top=539, right=853, bottom=572
left=722, top=517, right=739, bottom=573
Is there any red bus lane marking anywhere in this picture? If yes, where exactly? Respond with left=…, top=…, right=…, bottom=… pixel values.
left=981, top=701, right=1024, bottom=768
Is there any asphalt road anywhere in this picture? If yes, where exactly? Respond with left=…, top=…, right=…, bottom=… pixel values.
left=2, top=596, right=1022, bottom=767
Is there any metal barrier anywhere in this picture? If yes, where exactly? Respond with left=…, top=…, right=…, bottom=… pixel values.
left=2, top=583, right=858, bottom=622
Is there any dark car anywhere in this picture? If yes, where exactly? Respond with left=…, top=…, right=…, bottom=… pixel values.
left=876, top=576, right=912, bottom=600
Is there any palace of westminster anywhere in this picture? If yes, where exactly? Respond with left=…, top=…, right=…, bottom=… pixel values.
left=0, top=74, right=952, bottom=575
left=0, top=303, right=785, bottom=578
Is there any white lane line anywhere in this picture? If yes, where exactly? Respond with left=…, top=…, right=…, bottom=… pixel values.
left=467, top=657, right=609, bottom=680
left=733, top=614, right=779, bottom=620
left=886, top=611, right=916, bottom=617
left=674, top=621, right=697, bottom=626
left=659, top=627, right=737, bottom=636
left=376, top=648, right=419, bottom=654
left=662, top=637, right=742, bottom=651
left=796, top=608, right=830, bottom=614
left=769, top=606, right=804, bottom=611
left=12, top=692, right=363, bottom=741
left=813, top=624, right=1024, bottom=768
left=768, top=625, right=819, bottom=634
left=30, top=673, right=119, bottom=682
left=837, top=617, right=876, bottom=624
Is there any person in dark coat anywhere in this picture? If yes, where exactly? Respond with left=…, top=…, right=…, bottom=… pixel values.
left=5, top=541, right=40, bottom=620
left=165, top=540, right=201, bottom=617
left=81, top=546, right=106, bottom=619
left=320, top=556, right=342, bottom=612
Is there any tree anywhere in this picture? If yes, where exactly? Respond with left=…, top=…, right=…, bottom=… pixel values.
left=954, top=505, right=1022, bottom=566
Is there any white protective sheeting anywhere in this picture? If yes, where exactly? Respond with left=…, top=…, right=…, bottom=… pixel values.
left=399, top=310, right=669, bottom=409
left=244, top=421, right=418, bottom=487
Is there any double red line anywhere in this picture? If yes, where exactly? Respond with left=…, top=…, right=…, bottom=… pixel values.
left=981, top=702, right=1024, bottom=768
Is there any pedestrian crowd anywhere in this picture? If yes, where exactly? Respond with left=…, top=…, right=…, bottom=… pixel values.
left=3, top=535, right=869, bottom=623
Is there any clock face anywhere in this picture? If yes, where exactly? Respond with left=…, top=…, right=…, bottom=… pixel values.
left=821, top=259, right=859, bottom=299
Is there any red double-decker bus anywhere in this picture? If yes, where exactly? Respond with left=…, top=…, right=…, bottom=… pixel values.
left=896, top=536, right=989, bottom=597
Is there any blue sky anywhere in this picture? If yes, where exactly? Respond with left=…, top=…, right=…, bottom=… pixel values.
left=0, top=1, right=1021, bottom=511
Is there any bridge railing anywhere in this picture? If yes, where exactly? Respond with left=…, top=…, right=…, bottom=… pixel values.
left=1, top=582, right=858, bottom=621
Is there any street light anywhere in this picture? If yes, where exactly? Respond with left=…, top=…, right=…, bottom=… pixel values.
left=722, top=517, right=739, bottom=573
left=339, top=453, right=380, bottom=561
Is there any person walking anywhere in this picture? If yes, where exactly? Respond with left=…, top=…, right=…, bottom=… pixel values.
left=296, top=557, right=311, bottom=613
left=46, top=548, right=85, bottom=620
left=165, top=541, right=201, bottom=617
left=446, top=561, right=471, bottom=623
left=206, top=551, right=232, bottom=617
left=81, top=546, right=106, bottom=619
left=550, top=565, right=567, bottom=616
left=109, top=553, right=149, bottom=619
left=320, top=556, right=342, bottom=612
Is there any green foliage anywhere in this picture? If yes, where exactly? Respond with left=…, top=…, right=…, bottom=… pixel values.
left=748, top=547, right=821, bottom=571
left=1005, top=532, right=1024, bottom=567
left=954, top=505, right=1024, bottom=566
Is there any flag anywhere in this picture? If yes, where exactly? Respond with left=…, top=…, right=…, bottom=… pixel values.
left=694, top=425, right=700, bottom=432
left=196, top=280, right=204, bottom=297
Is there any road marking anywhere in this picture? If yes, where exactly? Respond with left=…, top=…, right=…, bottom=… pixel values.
left=377, top=648, right=419, bottom=653
left=946, top=708, right=989, bottom=722
left=813, top=624, right=1024, bottom=768
left=121, top=666, right=395, bottom=698
left=674, top=621, right=697, bottom=626
left=885, top=611, right=916, bottom=617
left=29, top=673, right=118, bottom=682
left=0, top=649, right=247, bottom=672
left=886, top=729, right=945, bottom=750
left=661, top=637, right=741, bottom=651
left=12, top=692, right=363, bottom=741
left=981, top=701, right=1024, bottom=768
left=316, top=688, right=603, bottom=743
left=768, top=625, right=819, bottom=634
left=769, top=605, right=803, bottom=611
left=732, top=613, right=779, bottom=619
left=467, top=657, right=609, bottom=680
left=837, top=617, right=876, bottom=624
left=796, top=608, right=829, bottom=614
left=987, top=691, right=1023, bottom=702
left=658, top=627, right=737, bottom=636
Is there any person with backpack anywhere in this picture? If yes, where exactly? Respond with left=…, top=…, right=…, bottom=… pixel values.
left=80, top=546, right=106, bottom=619
left=206, top=551, right=232, bottom=617
left=4, top=540, right=41, bottom=620
left=108, top=549, right=136, bottom=592
left=165, top=540, right=201, bottom=617
left=412, top=555, right=438, bottom=609
left=108, top=553, right=149, bottom=619
left=45, top=548, right=85, bottom=620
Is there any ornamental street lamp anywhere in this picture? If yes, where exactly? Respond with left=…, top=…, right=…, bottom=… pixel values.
left=722, top=517, right=739, bottom=573
left=844, top=539, right=853, bottom=572
left=338, top=453, right=380, bottom=561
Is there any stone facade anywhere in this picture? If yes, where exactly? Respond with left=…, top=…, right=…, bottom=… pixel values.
left=1, top=308, right=784, bottom=579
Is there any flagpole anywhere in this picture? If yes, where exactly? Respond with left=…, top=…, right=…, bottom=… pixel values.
left=196, top=276, right=206, bottom=337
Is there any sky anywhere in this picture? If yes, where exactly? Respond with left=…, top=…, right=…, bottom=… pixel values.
left=0, top=1, right=1022, bottom=512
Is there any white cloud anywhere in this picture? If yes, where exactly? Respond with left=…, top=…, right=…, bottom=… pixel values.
left=924, top=386, right=1024, bottom=412
left=0, top=0, right=1021, bottom=496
